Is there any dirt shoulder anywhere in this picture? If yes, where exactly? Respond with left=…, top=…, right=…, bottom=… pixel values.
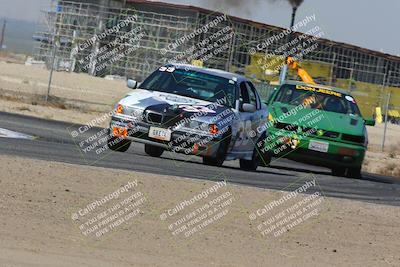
left=0, top=61, right=130, bottom=125
left=363, top=123, right=400, bottom=177
left=0, top=61, right=130, bottom=107
left=0, top=155, right=399, bottom=266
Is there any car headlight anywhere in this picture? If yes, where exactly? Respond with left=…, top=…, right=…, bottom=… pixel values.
left=114, top=104, right=143, bottom=119
left=128, top=107, right=143, bottom=119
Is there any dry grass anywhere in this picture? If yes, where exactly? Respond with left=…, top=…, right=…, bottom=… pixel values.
left=378, top=163, right=400, bottom=177
left=0, top=51, right=27, bottom=64
left=388, top=145, right=397, bottom=159
left=363, top=123, right=400, bottom=177
left=363, top=157, right=400, bottom=178
left=363, top=158, right=369, bottom=167
left=0, top=88, right=100, bottom=113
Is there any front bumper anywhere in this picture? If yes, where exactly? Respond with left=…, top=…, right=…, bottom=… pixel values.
left=266, top=127, right=366, bottom=168
left=110, top=115, right=221, bottom=157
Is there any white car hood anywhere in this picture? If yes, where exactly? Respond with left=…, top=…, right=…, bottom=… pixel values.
left=119, top=89, right=213, bottom=109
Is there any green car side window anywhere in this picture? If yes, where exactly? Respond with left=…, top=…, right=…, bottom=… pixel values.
left=267, top=88, right=278, bottom=105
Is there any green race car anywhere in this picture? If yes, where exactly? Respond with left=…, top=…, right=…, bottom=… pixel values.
left=263, top=81, right=375, bottom=178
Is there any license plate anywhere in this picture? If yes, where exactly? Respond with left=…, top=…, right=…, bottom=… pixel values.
left=308, top=140, right=329, bottom=153
left=148, top=127, right=171, bottom=141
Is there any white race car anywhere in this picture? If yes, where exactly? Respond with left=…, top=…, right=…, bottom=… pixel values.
left=108, top=64, right=270, bottom=170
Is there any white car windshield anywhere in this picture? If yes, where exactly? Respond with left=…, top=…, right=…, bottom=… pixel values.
left=140, top=68, right=236, bottom=107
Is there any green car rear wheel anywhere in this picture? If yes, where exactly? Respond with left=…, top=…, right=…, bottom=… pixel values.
left=331, top=166, right=361, bottom=178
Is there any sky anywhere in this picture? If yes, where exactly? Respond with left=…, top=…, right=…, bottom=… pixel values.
left=0, top=0, right=399, bottom=56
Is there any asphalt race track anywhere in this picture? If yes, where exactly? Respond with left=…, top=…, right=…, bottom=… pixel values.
left=0, top=111, right=399, bottom=206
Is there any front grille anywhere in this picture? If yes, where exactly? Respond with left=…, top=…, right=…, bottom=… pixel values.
left=146, top=112, right=162, bottom=124
left=322, top=131, right=339, bottom=138
left=274, top=122, right=298, bottom=132
left=342, top=134, right=365, bottom=144
left=308, top=129, right=339, bottom=138
left=274, top=122, right=339, bottom=139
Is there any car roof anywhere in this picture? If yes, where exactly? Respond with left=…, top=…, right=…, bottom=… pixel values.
left=164, top=63, right=248, bottom=82
left=283, top=80, right=351, bottom=95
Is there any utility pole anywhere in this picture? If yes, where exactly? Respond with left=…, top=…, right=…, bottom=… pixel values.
left=0, top=20, right=6, bottom=51
left=279, top=6, right=298, bottom=84
left=45, top=34, right=58, bottom=102
left=46, top=9, right=60, bottom=102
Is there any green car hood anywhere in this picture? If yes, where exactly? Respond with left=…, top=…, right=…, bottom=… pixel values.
left=270, top=102, right=365, bottom=136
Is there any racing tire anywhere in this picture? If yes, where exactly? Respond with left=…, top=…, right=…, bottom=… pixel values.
left=144, top=144, right=164, bottom=157
left=202, top=156, right=224, bottom=167
left=239, top=148, right=260, bottom=171
left=256, top=133, right=271, bottom=167
left=107, top=136, right=131, bottom=152
left=259, top=153, right=272, bottom=167
left=331, top=167, right=346, bottom=177
left=346, top=167, right=362, bottom=178
left=202, top=129, right=231, bottom=167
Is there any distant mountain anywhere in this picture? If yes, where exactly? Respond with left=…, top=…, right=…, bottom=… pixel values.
left=0, top=18, right=37, bottom=55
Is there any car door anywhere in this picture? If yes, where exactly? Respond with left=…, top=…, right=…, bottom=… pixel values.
left=247, top=81, right=268, bottom=137
left=246, top=81, right=265, bottom=141
left=233, top=81, right=262, bottom=152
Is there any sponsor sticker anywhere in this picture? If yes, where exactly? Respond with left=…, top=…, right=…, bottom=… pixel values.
left=295, top=85, right=342, bottom=97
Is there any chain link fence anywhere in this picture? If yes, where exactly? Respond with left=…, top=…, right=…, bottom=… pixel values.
left=32, top=0, right=400, bottom=121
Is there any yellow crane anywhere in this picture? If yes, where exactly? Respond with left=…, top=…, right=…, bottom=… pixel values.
left=286, top=56, right=316, bottom=84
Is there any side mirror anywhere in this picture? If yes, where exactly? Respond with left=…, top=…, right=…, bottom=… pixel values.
left=364, top=117, right=376, bottom=126
left=241, top=103, right=257, bottom=113
left=127, top=79, right=138, bottom=89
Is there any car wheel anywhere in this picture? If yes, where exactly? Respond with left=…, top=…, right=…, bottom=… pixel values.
left=257, top=143, right=271, bottom=167
left=259, top=153, right=272, bottom=167
left=331, top=167, right=346, bottom=177
left=346, top=167, right=362, bottom=178
left=239, top=149, right=259, bottom=171
left=255, top=132, right=271, bottom=167
left=202, top=156, right=224, bottom=167
left=144, top=144, right=164, bottom=157
left=202, top=130, right=231, bottom=167
left=107, top=136, right=131, bottom=152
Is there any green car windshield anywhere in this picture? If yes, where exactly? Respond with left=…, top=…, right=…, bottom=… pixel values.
left=275, top=84, right=362, bottom=116
left=140, top=68, right=236, bottom=107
